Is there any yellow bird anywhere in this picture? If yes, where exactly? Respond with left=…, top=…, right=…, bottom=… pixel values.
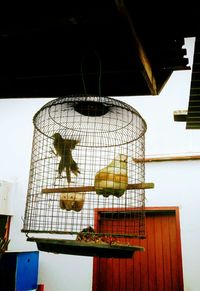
left=94, top=154, right=128, bottom=197
left=52, top=133, right=80, bottom=183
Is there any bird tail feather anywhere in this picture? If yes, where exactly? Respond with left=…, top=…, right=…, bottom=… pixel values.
left=66, top=168, right=71, bottom=184
left=58, top=158, right=65, bottom=176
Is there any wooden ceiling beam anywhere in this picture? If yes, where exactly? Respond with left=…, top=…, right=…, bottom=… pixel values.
left=114, top=0, right=158, bottom=95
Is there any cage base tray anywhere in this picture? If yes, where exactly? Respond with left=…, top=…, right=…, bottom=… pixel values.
left=27, top=237, right=144, bottom=258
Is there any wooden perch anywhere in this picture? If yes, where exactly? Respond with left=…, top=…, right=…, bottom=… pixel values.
left=42, top=182, right=154, bottom=194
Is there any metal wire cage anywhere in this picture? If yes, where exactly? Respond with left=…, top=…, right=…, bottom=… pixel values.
left=22, top=96, right=147, bottom=254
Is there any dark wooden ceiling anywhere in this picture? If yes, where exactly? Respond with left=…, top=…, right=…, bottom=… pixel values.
left=0, top=1, right=199, bottom=99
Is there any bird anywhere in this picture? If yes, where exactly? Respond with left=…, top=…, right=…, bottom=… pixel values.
left=52, top=133, right=80, bottom=183
left=94, top=154, right=128, bottom=197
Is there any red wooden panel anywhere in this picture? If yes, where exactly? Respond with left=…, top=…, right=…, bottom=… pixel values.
left=161, top=214, right=172, bottom=291
left=146, top=214, right=156, bottom=291
left=139, top=228, right=148, bottom=291
left=93, top=207, right=184, bottom=291
left=112, top=258, right=120, bottom=290
left=168, top=213, right=184, bottom=290
left=154, top=215, right=165, bottom=290
left=126, top=256, right=134, bottom=291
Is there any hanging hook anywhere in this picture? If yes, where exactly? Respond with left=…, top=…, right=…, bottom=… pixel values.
left=80, top=50, right=102, bottom=96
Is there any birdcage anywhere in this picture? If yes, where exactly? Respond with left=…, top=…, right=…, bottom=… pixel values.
left=22, top=96, right=152, bottom=258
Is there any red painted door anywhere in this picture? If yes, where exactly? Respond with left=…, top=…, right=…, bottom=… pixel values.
left=93, top=207, right=184, bottom=291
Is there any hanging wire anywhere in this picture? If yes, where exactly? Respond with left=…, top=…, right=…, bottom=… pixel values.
left=95, top=51, right=102, bottom=96
left=81, top=50, right=102, bottom=96
left=81, top=55, right=87, bottom=95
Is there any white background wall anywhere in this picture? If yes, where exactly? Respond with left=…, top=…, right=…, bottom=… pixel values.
left=0, top=37, right=199, bottom=290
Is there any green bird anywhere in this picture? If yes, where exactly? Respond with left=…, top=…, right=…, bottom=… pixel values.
left=52, top=133, right=80, bottom=183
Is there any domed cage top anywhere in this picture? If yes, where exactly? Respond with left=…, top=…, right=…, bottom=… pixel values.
left=22, top=96, right=150, bottom=257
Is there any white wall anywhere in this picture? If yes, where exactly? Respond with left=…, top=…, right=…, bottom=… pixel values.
left=0, top=37, right=199, bottom=291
